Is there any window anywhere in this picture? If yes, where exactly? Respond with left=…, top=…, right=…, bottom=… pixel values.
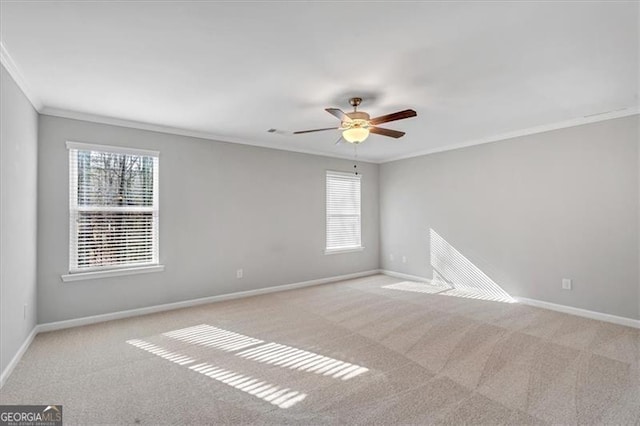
left=326, top=171, right=362, bottom=253
left=67, top=142, right=159, bottom=273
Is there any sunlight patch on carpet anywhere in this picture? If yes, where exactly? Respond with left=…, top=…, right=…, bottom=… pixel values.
left=237, top=342, right=369, bottom=380
left=126, top=339, right=306, bottom=409
left=163, top=324, right=263, bottom=352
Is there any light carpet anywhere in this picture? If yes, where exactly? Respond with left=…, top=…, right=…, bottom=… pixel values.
left=1, top=274, right=639, bottom=425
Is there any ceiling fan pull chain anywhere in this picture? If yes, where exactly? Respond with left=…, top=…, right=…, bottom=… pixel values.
left=354, top=145, right=359, bottom=176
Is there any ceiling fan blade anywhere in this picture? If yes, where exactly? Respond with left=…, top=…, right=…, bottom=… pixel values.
left=369, top=109, right=417, bottom=125
left=267, top=128, right=292, bottom=135
left=325, top=108, right=352, bottom=122
left=293, top=127, right=339, bottom=134
left=370, top=127, right=406, bottom=138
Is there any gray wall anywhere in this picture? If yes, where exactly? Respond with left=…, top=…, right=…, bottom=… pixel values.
left=37, top=115, right=379, bottom=323
left=1, top=65, right=39, bottom=375
left=380, top=116, right=639, bottom=320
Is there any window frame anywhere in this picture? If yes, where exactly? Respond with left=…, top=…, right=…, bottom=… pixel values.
left=63, top=141, right=163, bottom=281
left=325, top=170, right=364, bottom=255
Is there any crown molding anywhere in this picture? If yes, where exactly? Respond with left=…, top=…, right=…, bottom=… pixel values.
left=39, top=106, right=640, bottom=164
left=40, top=106, right=378, bottom=163
left=4, top=40, right=637, bottom=164
left=381, top=107, right=640, bottom=163
left=0, top=41, right=43, bottom=111
left=38, top=105, right=640, bottom=165
left=3, top=40, right=376, bottom=163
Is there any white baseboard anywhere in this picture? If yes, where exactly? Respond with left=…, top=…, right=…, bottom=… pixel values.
left=37, top=269, right=381, bottom=333
left=7, top=268, right=635, bottom=390
left=1, top=269, right=379, bottom=387
left=515, top=297, right=640, bottom=329
left=379, top=269, right=432, bottom=283
left=0, top=326, right=38, bottom=388
left=380, top=270, right=640, bottom=329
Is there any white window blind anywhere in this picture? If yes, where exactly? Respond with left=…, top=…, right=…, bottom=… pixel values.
left=67, top=142, right=159, bottom=273
left=326, top=171, right=362, bottom=251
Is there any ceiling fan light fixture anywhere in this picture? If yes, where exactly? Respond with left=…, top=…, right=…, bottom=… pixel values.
left=289, top=98, right=416, bottom=142
left=342, top=127, right=369, bottom=143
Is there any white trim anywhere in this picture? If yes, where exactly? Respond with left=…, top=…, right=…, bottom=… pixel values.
left=516, top=297, right=640, bottom=329
left=1, top=39, right=370, bottom=163
left=0, top=42, right=43, bottom=111
left=61, top=265, right=165, bottom=282
left=4, top=269, right=636, bottom=388
left=381, top=108, right=640, bottom=163
left=0, top=327, right=38, bottom=388
left=1, top=269, right=378, bottom=385
left=380, top=270, right=640, bottom=329
left=44, top=107, right=639, bottom=165
left=3, top=40, right=636, bottom=164
left=66, top=145, right=160, bottom=273
left=66, top=141, right=159, bottom=157
left=69, top=148, right=78, bottom=272
left=326, top=170, right=363, bottom=178
left=42, top=269, right=380, bottom=332
left=380, top=269, right=433, bottom=283
left=41, top=107, right=377, bottom=163
left=325, top=247, right=365, bottom=255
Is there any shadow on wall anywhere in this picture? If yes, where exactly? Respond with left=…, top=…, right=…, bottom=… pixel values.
left=430, top=229, right=515, bottom=303
left=382, top=230, right=515, bottom=304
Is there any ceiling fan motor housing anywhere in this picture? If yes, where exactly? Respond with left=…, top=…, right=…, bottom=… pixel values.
left=346, top=111, right=370, bottom=121
left=343, top=111, right=371, bottom=130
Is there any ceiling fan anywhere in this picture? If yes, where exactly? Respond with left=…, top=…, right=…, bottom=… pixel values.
left=288, top=97, right=417, bottom=144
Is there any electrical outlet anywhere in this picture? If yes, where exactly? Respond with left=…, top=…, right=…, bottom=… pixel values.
left=389, top=254, right=394, bottom=261
left=402, top=256, right=407, bottom=264
left=236, top=269, right=243, bottom=279
left=562, top=278, right=572, bottom=290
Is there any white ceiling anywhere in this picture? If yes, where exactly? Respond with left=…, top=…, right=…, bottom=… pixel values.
left=1, top=1, right=638, bottom=162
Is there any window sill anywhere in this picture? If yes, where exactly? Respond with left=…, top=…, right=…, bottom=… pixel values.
left=61, top=265, right=165, bottom=282
left=324, top=247, right=365, bottom=255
